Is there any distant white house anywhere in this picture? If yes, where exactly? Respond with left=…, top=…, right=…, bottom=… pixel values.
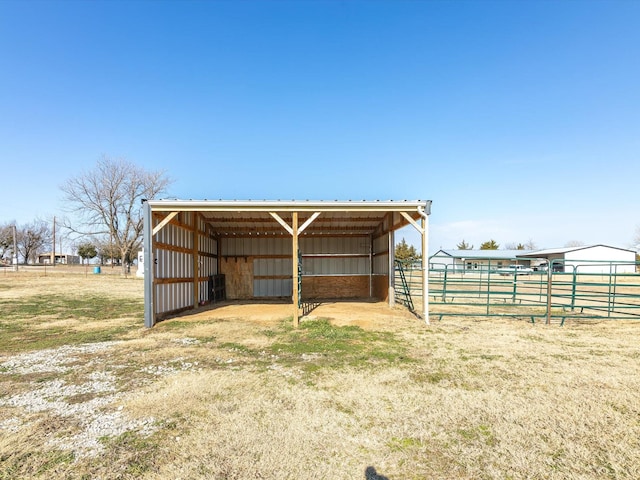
left=429, top=249, right=534, bottom=272
left=430, top=245, right=637, bottom=274
left=36, top=253, right=81, bottom=265
left=518, top=245, right=637, bottom=274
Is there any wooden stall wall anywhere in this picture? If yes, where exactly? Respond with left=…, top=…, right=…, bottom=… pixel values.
left=302, top=275, right=370, bottom=299
left=220, top=257, right=253, bottom=299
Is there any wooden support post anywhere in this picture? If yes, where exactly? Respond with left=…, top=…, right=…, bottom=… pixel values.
left=422, top=214, right=429, bottom=325
left=292, top=212, right=300, bottom=327
left=193, top=213, right=200, bottom=308
left=388, top=215, right=395, bottom=307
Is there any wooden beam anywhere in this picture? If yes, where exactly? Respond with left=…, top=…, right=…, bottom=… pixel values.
left=421, top=215, right=429, bottom=325
left=388, top=213, right=395, bottom=307
left=298, top=212, right=321, bottom=234
left=204, top=215, right=387, bottom=223
left=269, top=212, right=293, bottom=235
left=400, top=211, right=424, bottom=234
left=152, top=211, right=179, bottom=236
left=193, top=213, right=199, bottom=308
left=292, top=212, right=299, bottom=327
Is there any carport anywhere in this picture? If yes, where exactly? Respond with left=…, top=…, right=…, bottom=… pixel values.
left=142, top=200, right=431, bottom=327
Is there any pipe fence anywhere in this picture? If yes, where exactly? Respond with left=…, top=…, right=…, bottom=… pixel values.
left=398, top=258, right=640, bottom=325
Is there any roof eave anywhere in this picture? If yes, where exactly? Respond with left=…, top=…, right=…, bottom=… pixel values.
left=146, top=199, right=432, bottom=213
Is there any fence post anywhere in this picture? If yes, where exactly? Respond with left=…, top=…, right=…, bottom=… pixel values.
left=442, top=266, right=448, bottom=301
left=570, top=266, right=577, bottom=311
left=546, top=268, right=553, bottom=325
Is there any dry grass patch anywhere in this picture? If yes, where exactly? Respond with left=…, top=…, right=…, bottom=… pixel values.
left=2, top=271, right=640, bottom=479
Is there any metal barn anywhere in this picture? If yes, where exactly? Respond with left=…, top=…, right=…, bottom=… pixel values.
left=520, top=245, right=637, bottom=274
left=142, top=200, right=432, bottom=327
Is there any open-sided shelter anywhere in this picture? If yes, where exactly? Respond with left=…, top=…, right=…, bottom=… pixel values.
left=142, top=199, right=432, bottom=327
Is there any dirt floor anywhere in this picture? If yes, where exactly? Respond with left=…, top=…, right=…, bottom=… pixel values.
left=173, top=298, right=422, bottom=331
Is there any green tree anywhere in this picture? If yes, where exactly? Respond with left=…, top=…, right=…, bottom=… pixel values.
left=77, top=242, right=97, bottom=265
left=479, top=239, right=499, bottom=250
left=456, top=239, right=473, bottom=250
left=395, top=238, right=420, bottom=264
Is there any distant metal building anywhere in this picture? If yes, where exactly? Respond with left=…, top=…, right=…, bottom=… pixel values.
left=142, top=200, right=432, bottom=327
left=518, top=245, right=637, bottom=274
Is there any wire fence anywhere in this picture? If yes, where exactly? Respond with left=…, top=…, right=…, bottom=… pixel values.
left=398, top=258, right=640, bottom=325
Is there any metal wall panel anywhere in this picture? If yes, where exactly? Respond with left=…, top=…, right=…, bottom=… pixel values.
left=222, top=237, right=291, bottom=256
left=254, top=257, right=292, bottom=276
left=152, top=212, right=222, bottom=317
left=300, top=236, right=369, bottom=254
left=302, top=256, right=369, bottom=275
left=253, top=279, right=293, bottom=297
left=373, top=254, right=389, bottom=274
left=373, top=232, right=389, bottom=274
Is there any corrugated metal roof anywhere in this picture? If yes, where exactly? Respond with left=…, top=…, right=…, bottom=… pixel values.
left=518, top=244, right=636, bottom=257
left=431, top=249, right=534, bottom=259
left=148, top=199, right=431, bottom=213
left=148, top=199, right=431, bottom=236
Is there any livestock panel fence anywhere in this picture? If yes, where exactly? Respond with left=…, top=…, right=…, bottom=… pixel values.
left=399, top=258, right=640, bottom=325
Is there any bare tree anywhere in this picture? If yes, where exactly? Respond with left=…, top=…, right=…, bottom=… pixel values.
left=17, top=220, right=51, bottom=264
left=564, top=240, right=585, bottom=248
left=60, top=156, right=172, bottom=274
left=524, top=238, right=538, bottom=250
left=0, top=222, right=15, bottom=263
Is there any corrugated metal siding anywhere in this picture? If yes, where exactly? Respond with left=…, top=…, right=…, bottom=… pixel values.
left=254, top=258, right=292, bottom=275
left=253, top=279, right=293, bottom=297
left=302, top=257, right=369, bottom=275
left=373, top=255, right=388, bottom=275
left=300, top=236, right=369, bottom=254
left=253, top=257, right=292, bottom=297
left=373, top=233, right=389, bottom=274
left=154, top=282, right=193, bottom=315
left=222, top=237, right=291, bottom=256
left=153, top=212, right=222, bottom=316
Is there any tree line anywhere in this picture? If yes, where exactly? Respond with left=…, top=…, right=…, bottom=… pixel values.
left=455, top=239, right=538, bottom=250
left=0, top=222, right=123, bottom=266
left=1, top=156, right=171, bottom=274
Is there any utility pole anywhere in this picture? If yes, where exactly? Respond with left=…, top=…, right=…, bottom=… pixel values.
left=12, top=224, right=18, bottom=271
left=51, top=216, right=56, bottom=266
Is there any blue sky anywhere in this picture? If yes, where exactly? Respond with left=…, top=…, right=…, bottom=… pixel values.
left=1, top=0, right=639, bottom=253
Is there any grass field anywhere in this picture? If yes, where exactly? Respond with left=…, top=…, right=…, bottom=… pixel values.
left=1, top=270, right=640, bottom=479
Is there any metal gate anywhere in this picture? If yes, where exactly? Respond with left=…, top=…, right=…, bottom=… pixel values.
left=402, top=258, right=640, bottom=325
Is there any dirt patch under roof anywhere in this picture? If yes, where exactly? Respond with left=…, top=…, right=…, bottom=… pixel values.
left=167, top=299, right=420, bottom=330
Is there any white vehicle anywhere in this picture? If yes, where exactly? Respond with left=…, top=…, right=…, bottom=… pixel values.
left=498, top=264, right=534, bottom=275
